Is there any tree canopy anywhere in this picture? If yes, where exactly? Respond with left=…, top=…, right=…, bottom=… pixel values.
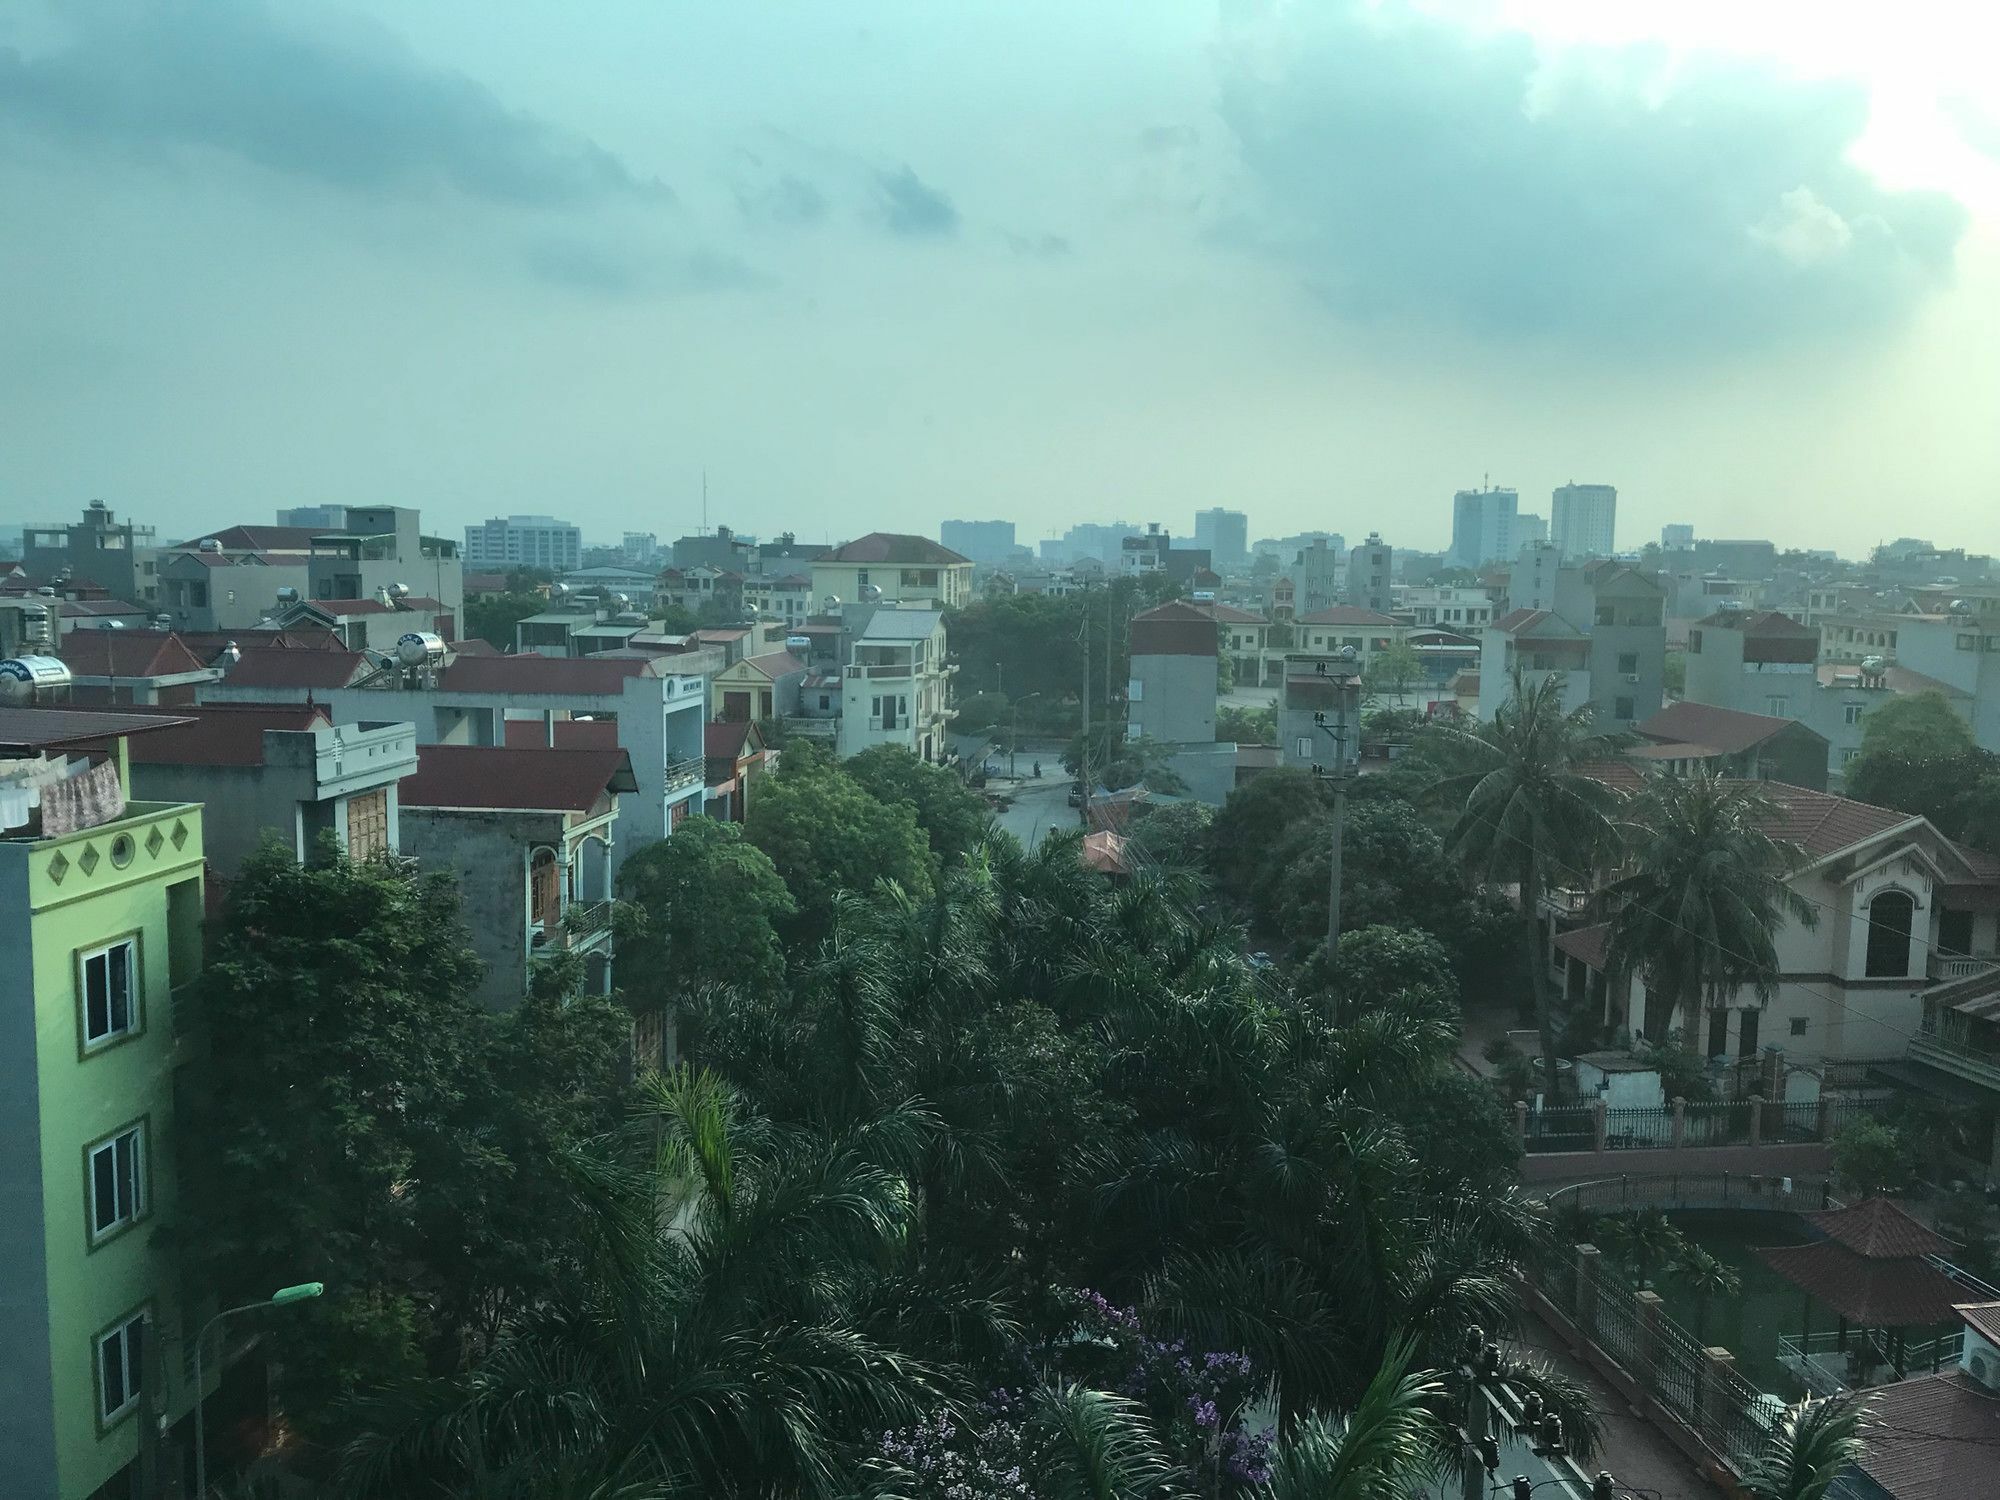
left=1857, top=689, right=1974, bottom=761
left=746, top=752, right=936, bottom=938
left=843, top=744, right=994, bottom=864
left=617, top=815, right=796, bottom=1001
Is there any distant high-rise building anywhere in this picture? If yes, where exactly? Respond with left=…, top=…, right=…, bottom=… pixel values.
left=622, top=531, right=661, bottom=565
left=464, top=514, right=583, bottom=572
left=1661, top=524, right=1695, bottom=550
left=1342, top=532, right=1394, bottom=614
left=1514, top=513, right=1548, bottom=551
left=1192, top=508, right=1249, bottom=567
left=940, top=519, right=1016, bottom=564
left=1063, top=522, right=1141, bottom=566
left=276, top=504, right=349, bottom=532
left=1449, top=486, right=1519, bottom=568
left=1550, top=483, right=1617, bottom=559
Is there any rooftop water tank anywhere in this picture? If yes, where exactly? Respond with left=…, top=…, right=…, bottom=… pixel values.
left=785, top=635, right=813, bottom=652
left=0, top=656, right=73, bottom=705
left=396, top=631, right=446, bottom=667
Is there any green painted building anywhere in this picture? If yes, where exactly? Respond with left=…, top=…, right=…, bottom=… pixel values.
left=1, top=708, right=208, bottom=1499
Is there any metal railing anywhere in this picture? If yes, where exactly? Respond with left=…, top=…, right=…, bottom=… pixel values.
left=663, top=757, right=705, bottom=793
left=563, top=901, right=612, bottom=941
left=1777, top=1330, right=1964, bottom=1396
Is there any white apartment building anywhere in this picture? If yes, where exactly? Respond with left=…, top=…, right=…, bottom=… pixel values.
left=1550, top=483, right=1617, bottom=559
left=1449, top=486, right=1519, bottom=568
left=464, top=515, right=583, bottom=573
left=838, top=607, right=955, bottom=762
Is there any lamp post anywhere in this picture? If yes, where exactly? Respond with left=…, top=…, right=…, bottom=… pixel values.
left=193, top=1281, right=323, bottom=1499
left=1010, top=692, right=1041, bottom=779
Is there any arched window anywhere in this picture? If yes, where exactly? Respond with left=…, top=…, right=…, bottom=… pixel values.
left=530, top=847, right=560, bottom=931
left=1865, top=890, right=1916, bottom=978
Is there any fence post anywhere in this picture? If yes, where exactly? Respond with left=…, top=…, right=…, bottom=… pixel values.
left=1593, top=1098, right=1608, bottom=1153
left=1672, top=1096, right=1687, bottom=1148
left=1575, top=1244, right=1603, bottom=1331
left=1634, top=1290, right=1665, bottom=1382
left=1815, top=1092, right=1831, bottom=1142
left=1748, top=1094, right=1765, bottom=1148
left=1515, top=1100, right=1529, bottom=1144
left=1701, top=1346, right=1739, bottom=1439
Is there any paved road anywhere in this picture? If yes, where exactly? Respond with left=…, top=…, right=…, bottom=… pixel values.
left=989, top=772, right=1079, bottom=849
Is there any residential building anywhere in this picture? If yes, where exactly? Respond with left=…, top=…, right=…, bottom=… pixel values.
left=121, top=703, right=417, bottom=875
left=1122, top=525, right=1171, bottom=577
left=621, top=532, right=662, bottom=567
left=1480, top=560, right=1665, bottom=729
left=1191, top=508, right=1249, bottom=569
left=275, top=505, right=348, bottom=531
left=939, top=520, right=1016, bottom=565
left=1555, top=783, right=2000, bottom=1137
left=1628, top=702, right=1829, bottom=790
left=463, top=515, right=583, bottom=573
left=1278, top=656, right=1364, bottom=773
left=1295, top=606, right=1408, bottom=674
left=56, top=631, right=220, bottom=706
left=711, top=651, right=806, bottom=722
left=265, top=593, right=455, bottom=654
left=743, top=573, right=813, bottom=628
left=1449, top=485, right=1519, bottom=568
left=398, top=745, right=634, bottom=1008
left=1660, top=523, right=1695, bottom=550
left=1692, top=538, right=1777, bottom=578
left=1060, top=522, right=1141, bottom=567
left=1124, top=601, right=1235, bottom=804
left=203, top=650, right=714, bottom=875
left=1684, top=609, right=1895, bottom=783
left=671, top=526, right=757, bottom=573
left=1550, top=483, right=1616, bottom=558
left=1255, top=531, right=1343, bottom=565
left=1886, top=612, right=2000, bottom=751
left=656, top=564, right=743, bottom=618
left=1395, top=585, right=1495, bottom=631
left=57, top=596, right=153, bottom=635
left=838, top=606, right=955, bottom=761
left=1, top=594, right=60, bottom=658
left=298, top=506, right=462, bottom=630
left=702, top=720, right=769, bottom=822
left=560, top=564, right=661, bottom=609
left=1188, top=601, right=1272, bottom=687
left=813, top=533, right=973, bottom=610
left=1837, top=1298, right=2000, bottom=1498
left=1286, top=538, right=1343, bottom=617
left=1341, top=533, right=1393, bottom=614
left=21, top=501, right=160, bottom=607
left=0, top=707, right=207, bottom=1500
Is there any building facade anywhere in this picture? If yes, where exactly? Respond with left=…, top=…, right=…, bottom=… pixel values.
left=1550, top=484, right=1617, bottom=559
left=939, top=520, right=1016, bottom=565
left=837, top=607, right=955, bottom=761
left=1, top=709, right=208, bottom=1500
left=1191, top=509, right=1249, bottom=569
left=463, top=515, right=583, bottom=573
left=813, top=534, right=973, bottom=610
left=22, top=502, right=160, bottom=607
left=1341, top=533, right=1393, bottom=614
left=1449, top=486, right=1519, bottom=568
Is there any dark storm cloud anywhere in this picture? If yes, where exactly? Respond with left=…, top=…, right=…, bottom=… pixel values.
left=875, top=165, right=960, bottom=237
left=1215, top=3, right=1966, bottom=352
left=0, top=0, right=666, bottom=205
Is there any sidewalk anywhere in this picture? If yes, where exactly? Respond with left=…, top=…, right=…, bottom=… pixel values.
left=1512, top=1309, right=1723, bottom=1500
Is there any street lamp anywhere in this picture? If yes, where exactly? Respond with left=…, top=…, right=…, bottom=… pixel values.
left=194, top=1281, right=324, bottom=1499
left=1010, top=692, right=1041, bottom=779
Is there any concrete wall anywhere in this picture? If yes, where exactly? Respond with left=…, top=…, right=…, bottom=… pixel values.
left=1128, top=651, right=1216, bottom=746
left=0, top=852, right=56, bottom=1496
left=399, top=809, right=543, bottom=1011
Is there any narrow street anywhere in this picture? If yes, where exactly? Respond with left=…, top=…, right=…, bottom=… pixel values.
left=989, top=767, right=1078, bottom=848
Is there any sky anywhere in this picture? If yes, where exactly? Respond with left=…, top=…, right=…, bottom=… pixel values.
left=2, top=0, right=1997, bottom=558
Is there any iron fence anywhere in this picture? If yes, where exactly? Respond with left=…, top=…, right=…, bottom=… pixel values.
left=1523, top=1106, right=1596, bottom=1155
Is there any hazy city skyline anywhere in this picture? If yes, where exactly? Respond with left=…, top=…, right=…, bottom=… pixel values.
left=3, top=0, right=1996, bottom=556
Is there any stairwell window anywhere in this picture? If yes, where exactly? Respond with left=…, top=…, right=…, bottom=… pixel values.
left=96, top=1309, right=147, bottom=1426
left=80, top=937, right=140, bottom=1051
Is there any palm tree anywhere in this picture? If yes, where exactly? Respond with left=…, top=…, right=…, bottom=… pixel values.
left=1433, top=669, right=1625, bottom=1089
left=1673, top=1243, right=1743, bottom=1342
left=1739, top=1395, right=1869, bottom=1500
left=1602, top=771, right=1816, bottom=1048
left=1259, top=1338, right=1443, bottom=1499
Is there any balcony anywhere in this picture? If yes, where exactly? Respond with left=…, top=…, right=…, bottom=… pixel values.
left=1930, top=952, right=1997, bottom=983
left=562, top=900, right=613, bottom=948
left=1909, top=1026, right=2000, bottom=1094
left=663, top=757, right=705, bottom=793
left=846, top=663, right=915, bottom=680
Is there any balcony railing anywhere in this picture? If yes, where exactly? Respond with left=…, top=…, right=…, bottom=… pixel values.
left=663, top=757, right=704, bottom=793
left=1930, top=952, right=1998, bottom=983
left=846, top=663, right=915, bottom=680
left=1910, top=1026, right=2000, bottom=1093
left=564, top=901, right=612, bottom=943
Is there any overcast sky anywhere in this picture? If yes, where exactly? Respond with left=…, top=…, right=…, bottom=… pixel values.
left=3, top=0, right=1996, bottom=556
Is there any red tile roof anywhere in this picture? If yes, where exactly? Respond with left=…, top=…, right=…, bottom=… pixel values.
left=1298, top=605, right=1401, bottom=627
left=60, top=599, right=143, bottom=617
left=704, top=720, right=754, bottom=760
left=1130, top=600, right=1220, bottom=658
left=58, top=630, right=209, bottom=679
left=125, top=703, right=331, bottom=766
left=501, top=717, right=619, bottom=750
left=1753, top=783, right=1919, bottom=860
left=178, top=628, right=345, bottom=655
left=180, top=525, right=322, bottom=552
left=1696, top=608, right=1816, bottom=636
left=398, top=745, right=637, bottom=813
left=822, top=532, right=971, bottom=566
left=735, top=651, right=805, bottom=678
left=1755, top=1240, right=1964, bottom=1325
left=1636, top=701, right=1812, bottom=755
left=0, top=706, right=195, bottom=752
left=437, top=654, right=657, bottom=696
left=1854, top=1367, right=2000, bottom=1500
left=1553, top=923, right=1610, bottom=971
left=1801, top=1196, right=1950, bottom=1258
left=220, top=647, right=367, bottom=690
left=1190, top=601, right=1269, bottom=625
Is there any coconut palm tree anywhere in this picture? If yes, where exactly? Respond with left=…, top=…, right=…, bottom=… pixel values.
left=1739, top=1396, right=1869, bottom=1500
left=1673, top=1243, right=1743, bottom=1342
left=1259, top=1337, right=1444, bottom=1499
left=1431, top=669, right=1625, bottom=1090
left=1602, top=771, right=1816, bottom=1047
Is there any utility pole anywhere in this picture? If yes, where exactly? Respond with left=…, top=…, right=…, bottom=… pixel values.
left=1310, top=651, right=1361, bottom=972
left=1079, top=585, right=1091, bottom=803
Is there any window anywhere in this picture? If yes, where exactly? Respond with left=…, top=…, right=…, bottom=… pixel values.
left=1613, top=696, right=1635, bottom=720
left=1864, top=890, right=1916, bottom=978
left=530, top=848, right=560, bottom=930
left=1766, top=696, right=1789, bottom=717
left=1706, top=1008, right=1729, bottom=1059
left=97, top=1310, right=146, bottom=1424
left=1595, top=604, right=1616, bottom=626
left=1958, top=634, right=1978, bottom=650
left=1616, top=653, right=1639, bottom=675
left=1843, top=703, right=1864, bottom=726
left=346, top=788, right=389, bottom=860
left=1788, top=1016, right=1808, bottom=1037
left=1737, top=1007, right=1760, bottom=1058
left=1295, top=737, right=1313, bottom=759
left=89, top=1124, right=146, bottom=1242
left=1940, top=907, right=1974, bottom=960
left=1688, top=630, right=1703, bottom=654
left=80, top=939, right=139, bottom=1049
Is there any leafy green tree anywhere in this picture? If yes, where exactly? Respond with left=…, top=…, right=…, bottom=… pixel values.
left=1216, top=703, right=1276, bottom=744
left=616, top=816, right=796, bottom=1004
left=1207, top=768, right=1326, bottom=889
left=1362, top=639, right=1424, bottom=704
left=1663, top=650, right=1687, bottom=697
left=845, top=744, right=994, bottom=864
left=1603, top=772, right=1816, bottom=1045
left=1672, top=1243, right=1743, bottom=1341
left=1064, top=729, right=1188, bottom=794
left=178, top=841, right=491, bottom=1424
left=1857, top=689, right=1975, bottom=760
left=463, top=590, right=549, bottom=650
left=1127, top=800, right=1216, bottom=870
left=1433, top=669, right=1623, bottom=1087
left=746, top=756, right=935, bottom=938
left=1845, top=743, right=2000, bottom=850
left=1830, top=1118, right=1922, bottom=1196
